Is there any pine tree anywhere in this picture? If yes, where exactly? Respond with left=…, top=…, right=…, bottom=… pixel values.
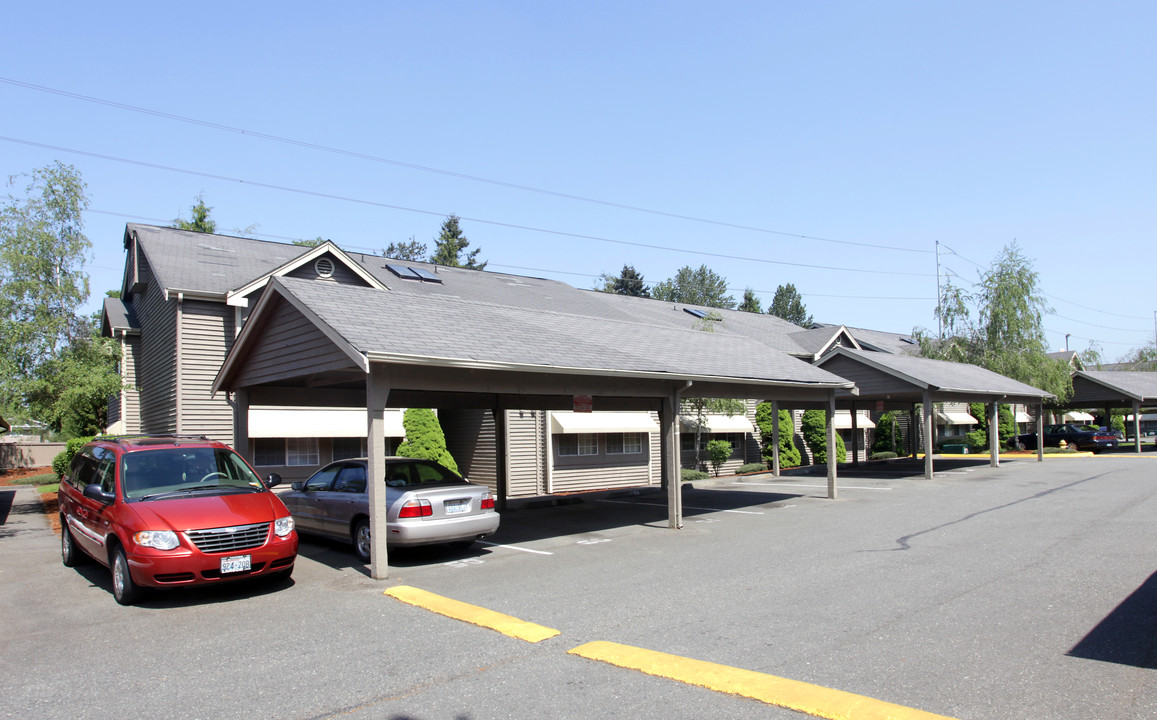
left=430, top=215, right=486, bottom=270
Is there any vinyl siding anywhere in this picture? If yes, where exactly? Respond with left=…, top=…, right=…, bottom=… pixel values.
left=178, top=300, right=235, bottom=444
left=233, top=299, right=359, bottom=387
left=135, top=259, right=178, bottom=435
left=440, top=409, right=498, bottom=492
left=507, top=410, right=545, bottom=498
left=286, top=253, right=373, bottom=287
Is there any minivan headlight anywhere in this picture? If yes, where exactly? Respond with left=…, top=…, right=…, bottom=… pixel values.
left=274, top=516, right=295, bottom=538
left=134, top=530, right=179, bottom=550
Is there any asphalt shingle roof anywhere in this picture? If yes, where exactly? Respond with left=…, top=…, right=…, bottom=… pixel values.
left=1077, top=371, right=1157, bottom=401
left=823, top=348, right=1053, bottom=400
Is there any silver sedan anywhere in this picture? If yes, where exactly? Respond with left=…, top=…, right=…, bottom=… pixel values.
left=279, top=457, right=500, bottom=562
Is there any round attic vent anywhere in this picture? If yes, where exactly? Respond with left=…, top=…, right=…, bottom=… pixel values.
left=314, top=257, right=335, bottom=278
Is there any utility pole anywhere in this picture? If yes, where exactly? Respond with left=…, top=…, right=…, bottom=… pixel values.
left=935, top=240, right=943, bottom=339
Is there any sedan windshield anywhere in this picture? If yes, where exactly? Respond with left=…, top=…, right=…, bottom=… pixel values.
left=122, top=448, right=265, bottom=500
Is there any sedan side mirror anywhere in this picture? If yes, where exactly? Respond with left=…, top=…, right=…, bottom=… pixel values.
left=290, top=481, right=303, bottom=491
left=83, top=483, right=114, bottom=504
left=265, top=473, right=283, bottom=488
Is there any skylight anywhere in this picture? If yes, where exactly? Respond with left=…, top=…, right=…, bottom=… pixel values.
left=684, top=308, right=707, bottom=318
left=385, top=264, right=443, bottom=284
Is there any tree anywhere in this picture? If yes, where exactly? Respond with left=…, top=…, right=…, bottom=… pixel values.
left=915, top=242, right=1071, bottom=400
left=738, top=288, right=762, bottom=313
left=384, top=236, right=428, bottom=262
left=598, top=265, right=650, bottom=297
left=755, top=402, right=801, bottom=468
left=396, top=408, right=460, bottom=473
left=1, top=162, right=92, bottom=414
left=652, top=265, right=735, bottom=309
left=768, top=283, right=812, bottom=326
left=292, top=237, right=327, bottom=248
left=871, top=411, right=902, bottom=455
left=172, top=193, right=217, bottom=233
left=800, top=409, right=846, bottom=465
left=964, top=403, right=1016, bottom=451
left=706, top=439, right=733, bottom=477
left=1115, top=342, right=1157, bottom=371
left=681, top=396, right=744, bottom=471
left=24, top=313, right=120, bottom=436
left=430, top=215, right=486, bottom=269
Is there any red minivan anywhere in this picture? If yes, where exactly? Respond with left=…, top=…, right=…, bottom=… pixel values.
left=58, top=435, right=298, bottom=604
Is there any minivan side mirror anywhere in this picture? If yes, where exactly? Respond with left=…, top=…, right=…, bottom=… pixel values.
left=83, top=483, right=114, bottom=504
left=265, top=473, right=283, bottom=488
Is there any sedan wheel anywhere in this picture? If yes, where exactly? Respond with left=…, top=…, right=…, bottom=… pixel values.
left=353, top=519, right=372, bottom=563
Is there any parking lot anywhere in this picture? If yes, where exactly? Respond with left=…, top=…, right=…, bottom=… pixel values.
left=3, top=454, right=1156, bottom=719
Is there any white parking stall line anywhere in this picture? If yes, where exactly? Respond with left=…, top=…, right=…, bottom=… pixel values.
left=735, top=482, right=893, bottom=491
left=477, top=541, right=554, bottom=555
left=598, top=498, right=764, bottom=515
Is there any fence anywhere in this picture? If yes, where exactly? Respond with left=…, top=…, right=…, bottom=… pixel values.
left=0, top=442, right=65, bottom=470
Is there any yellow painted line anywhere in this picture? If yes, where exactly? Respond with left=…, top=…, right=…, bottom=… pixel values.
left=568, top=641, right=958, bottom=720
left=384, top=585, right=560, bottom=643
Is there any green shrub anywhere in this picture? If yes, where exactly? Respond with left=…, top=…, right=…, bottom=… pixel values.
left=681, top=468, right=709, bottom=482
left=706, top=439, right=732, bottom=477
left=396, top=409, right=459, bottom=473
left=800, top=410, right=846, bottom=465
left=755, top=403, right=801, bottom=468
left=52, top=435, right=94, bottom=479
left=870, top=451, right=898, bottom=461
left=737, top=463, right=766, bottom=474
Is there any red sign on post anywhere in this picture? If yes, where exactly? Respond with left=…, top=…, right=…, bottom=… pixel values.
left=573, top=395, right=593, bottom=413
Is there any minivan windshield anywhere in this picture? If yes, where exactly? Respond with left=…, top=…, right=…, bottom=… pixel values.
left=122, top=447, right=265, bottom=500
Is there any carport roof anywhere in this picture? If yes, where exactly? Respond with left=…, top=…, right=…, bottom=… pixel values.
left=1069, top=370, right=1157, bottom=406
left=214, top=277, right=856, bottom=397
left=816, top=347, right=1054, bottom=405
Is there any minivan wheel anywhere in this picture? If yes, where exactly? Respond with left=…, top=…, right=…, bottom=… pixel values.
left=353, top=518, right=372, bottom=563
left=61, top=520, right=82, bottom=567
left=111, top=546, right=142, bottom=605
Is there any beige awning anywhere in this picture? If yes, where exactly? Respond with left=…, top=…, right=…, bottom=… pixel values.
left=935, top=411, right=978, bottom=426
left=679, top=414, right=755, bottom=434
left=1015, top=410, right=1033, bottom=423
left=551, top=411, right=660, bottom=435
left=1063, top=411, right=1094, bottom=423
left=249, top=407, right=405, bottom=438
left=833, top=411, right=876, bottom=430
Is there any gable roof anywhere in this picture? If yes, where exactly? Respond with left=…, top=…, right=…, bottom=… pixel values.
left=1072, top=370, right=1157, bottom=404
left=215, top=277, right=856, bottom=396
left=101, top=297, right=140, bottom=337
left=816, top=347, right=1054, bottom=404
left=225, top=240, right=388, bottom=306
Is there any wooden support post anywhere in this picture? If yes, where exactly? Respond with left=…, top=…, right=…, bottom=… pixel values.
left=492, top=407, right=509, bottom=513
left=1134, top=400, right=1142, bottom=454
left=231, top=388, right=250, bottom=463
left=1036, top=403, right=1044, bottom=462
left=366, top=364, right=391, bottom=580
left=662, top=386, right=683, bottom=529
left=850, top=402, right=860, bottom=467
left=989, top=401, right=1000, bottom=467
left=771, top=400, right=781, bottom=477
left=923, top=391, right=934, bottom=480
left=826, top=392, right=837, bottom=500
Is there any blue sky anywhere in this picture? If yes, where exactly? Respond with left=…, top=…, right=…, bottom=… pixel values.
left=4, top=2, right=1155, bottom=359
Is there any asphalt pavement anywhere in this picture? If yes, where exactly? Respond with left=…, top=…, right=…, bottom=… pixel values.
left=3, top=455, right=1157, bottom=719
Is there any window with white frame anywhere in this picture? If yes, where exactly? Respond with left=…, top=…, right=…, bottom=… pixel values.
left=253, top=438, right=284, bottom=467
left=286, top=437, right=319, bottom=466
left=557, top=433, right=598, bottom=456
left=606, top=432, right=643, bottom=455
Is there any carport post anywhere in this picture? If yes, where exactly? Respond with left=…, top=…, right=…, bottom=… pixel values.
left=366, top=364, right=391, bottom=580
left=826, top=391, right=837, bottom=500
left=989, top=401, right=1000, bottom=468
left=923, top=391, right=934, bottom=480
left=1036, top=403, right=1044, bottom=462
left=850, top=401, right=860, bottom=467
left=1133, top=400, right=1142, bottom=454
left=662, top=385, right=683, bottom=529
left=231, top=388, right=250, bottom=462
left=771, top=400, right=781, bottom=477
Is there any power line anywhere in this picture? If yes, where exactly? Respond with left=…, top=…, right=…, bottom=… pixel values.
left=0, top=76, right=934, bottom=256
left=3, top=135, right=934, bottom=279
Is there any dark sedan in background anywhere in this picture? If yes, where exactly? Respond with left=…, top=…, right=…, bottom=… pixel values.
left=1017, top=424, right=1119, bottom=452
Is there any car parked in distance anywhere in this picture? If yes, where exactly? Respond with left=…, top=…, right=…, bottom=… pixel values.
left=279, top=457, right=500, bottom=562
left=58, top=435, right=298, bottom=605
left=1016, top=424, right=1119, bottom=453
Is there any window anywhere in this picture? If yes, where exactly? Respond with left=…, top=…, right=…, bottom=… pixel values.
left=304, top=465, right=339, bottom=492
left=557, top=433, right=598, bottom=456
left=606, top=433, right=643, bottom=455
left=253, top=438, right=284, bottom=467
left=332, top=437, right=366, bottom=461
left=332, top=464, right=367, bottom=493
left=286, top=437, right=319, bottom=466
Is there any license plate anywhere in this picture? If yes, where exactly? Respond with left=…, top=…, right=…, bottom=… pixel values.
left=220, top=555, right=252, bottom=574
left=444, top=499, right=470, bottom=515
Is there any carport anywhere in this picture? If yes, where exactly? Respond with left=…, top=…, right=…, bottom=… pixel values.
left=814, top=348, right=1055, bottom=479
left=1067, top=371, right=1157, bottom=453
left=212, top=277, right=856, bottom=578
